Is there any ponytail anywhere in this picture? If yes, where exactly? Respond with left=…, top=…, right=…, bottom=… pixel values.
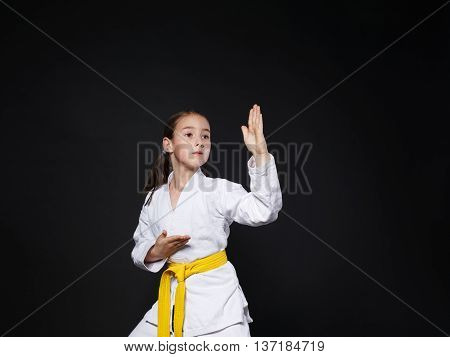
left=143, top=149, right=172, bottom=206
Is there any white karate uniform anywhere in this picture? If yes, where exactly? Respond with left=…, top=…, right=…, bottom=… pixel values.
left=129, top=153, right=283, bottom=337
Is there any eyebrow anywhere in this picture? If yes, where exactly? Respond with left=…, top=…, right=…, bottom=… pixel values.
left=181, top=126, right=210, bottom=132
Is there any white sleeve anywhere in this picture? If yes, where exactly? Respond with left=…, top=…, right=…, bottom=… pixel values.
left=217, top=153, right=283, bottom=226
left=130, top=192, right=168, bottom=273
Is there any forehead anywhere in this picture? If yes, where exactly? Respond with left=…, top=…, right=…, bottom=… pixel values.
left=176, top=114, right=210, bottom=131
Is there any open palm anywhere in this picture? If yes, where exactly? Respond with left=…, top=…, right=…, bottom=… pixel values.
left=241, top=104, right=268, bottom=156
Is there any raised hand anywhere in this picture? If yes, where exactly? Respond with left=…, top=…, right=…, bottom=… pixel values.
left=241, top=104, right=269, bottom=157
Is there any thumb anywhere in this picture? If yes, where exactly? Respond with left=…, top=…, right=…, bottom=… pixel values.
left=160, top=229, right=167, bottom=237
left=241, top=125, right=248, bottom=140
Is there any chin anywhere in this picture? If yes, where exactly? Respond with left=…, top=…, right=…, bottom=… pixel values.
left=193, top=160, right=205, bottom=167
left=184, top=160, right=203, bottom=170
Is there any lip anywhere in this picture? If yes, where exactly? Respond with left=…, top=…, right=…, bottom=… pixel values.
left=192, top=152, right=203, bottom=155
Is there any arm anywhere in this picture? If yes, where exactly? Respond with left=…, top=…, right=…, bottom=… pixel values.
left=130, top=193, right=168, bottom=273
left=217, top=104, right=282, bottom=225
left=217, top=152, right=283, bottom=226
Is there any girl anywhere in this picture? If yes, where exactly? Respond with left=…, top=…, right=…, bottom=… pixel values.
left=129, top=104, right=282, bottom=337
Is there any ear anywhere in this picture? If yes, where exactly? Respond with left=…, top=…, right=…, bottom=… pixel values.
left=162, top=137, right=173, bottom=153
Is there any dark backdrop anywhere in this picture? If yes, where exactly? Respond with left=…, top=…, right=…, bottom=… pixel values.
left=1, top=0, right=449, bottom=337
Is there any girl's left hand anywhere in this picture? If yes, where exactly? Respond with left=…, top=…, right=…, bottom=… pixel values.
left=241, top=104, right=269, bottom=156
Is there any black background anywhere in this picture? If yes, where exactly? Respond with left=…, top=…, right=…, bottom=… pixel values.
left=1, top=0, right=449, bottom=337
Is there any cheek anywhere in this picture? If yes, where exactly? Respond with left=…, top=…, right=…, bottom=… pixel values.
left=203, top=148, right=211, bottom=159
left=175, top=145, right=192, bottom=160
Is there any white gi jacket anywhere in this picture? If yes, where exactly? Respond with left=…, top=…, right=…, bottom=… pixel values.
left=131, top=153, right=282, bottom=336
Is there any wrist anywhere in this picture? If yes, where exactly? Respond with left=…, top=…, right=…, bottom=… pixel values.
left=252, top=152, right=271, bottom=168
left=253, top=152, right=270, bottom=158
left=145, top=245, right=163, bottom=263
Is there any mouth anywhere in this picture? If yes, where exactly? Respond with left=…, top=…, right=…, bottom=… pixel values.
left=192, top=151, right=203, bottom=155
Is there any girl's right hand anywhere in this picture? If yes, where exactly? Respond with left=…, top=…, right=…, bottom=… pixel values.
left=148, top=230, right=190, bottom=261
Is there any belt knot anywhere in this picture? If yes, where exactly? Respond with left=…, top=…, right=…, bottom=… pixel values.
left=156, top=250, right=228, bottom=337
left=173, top=263, right=188, bottom=283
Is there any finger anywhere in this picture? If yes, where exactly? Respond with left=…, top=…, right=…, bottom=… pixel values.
left=255, top=106, right=261, bottom=131
left=175, top=239, right=190, bottom=249
left=241, top=125, right=248, bottom=140
left=252, top=104, right=257, bottom=130
left=159, top=229, right=167, bottom=238
left=174, top=235, right=190, bottom=241
left=168, top=235, right=190, bottom=244
left=170, top=240, right=189, bottom=248
left=248, top=107, right=253, bottom=132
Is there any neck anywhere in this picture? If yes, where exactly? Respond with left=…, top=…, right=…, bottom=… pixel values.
left=170, top=164, right=199, bottom=191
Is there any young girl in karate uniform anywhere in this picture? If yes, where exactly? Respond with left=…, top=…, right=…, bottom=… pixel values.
left=129, top=104, right=282, bottom=337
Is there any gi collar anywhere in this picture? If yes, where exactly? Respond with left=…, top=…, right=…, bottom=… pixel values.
left=166, top=166, right=205, bottom=195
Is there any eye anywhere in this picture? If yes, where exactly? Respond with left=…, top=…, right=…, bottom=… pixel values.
left=184, top=132, right=192, bottom=137
left=203, top=135, right=210, bottom=139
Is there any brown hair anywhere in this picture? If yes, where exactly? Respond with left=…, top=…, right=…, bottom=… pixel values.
left=143, top=109, right=210, bottom=206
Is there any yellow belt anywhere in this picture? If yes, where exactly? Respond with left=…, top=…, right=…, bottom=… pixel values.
left=157, top=249, right=228, bottom=337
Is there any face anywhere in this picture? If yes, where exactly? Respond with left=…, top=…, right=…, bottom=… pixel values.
left=163, top=114, right=211, bottom=170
